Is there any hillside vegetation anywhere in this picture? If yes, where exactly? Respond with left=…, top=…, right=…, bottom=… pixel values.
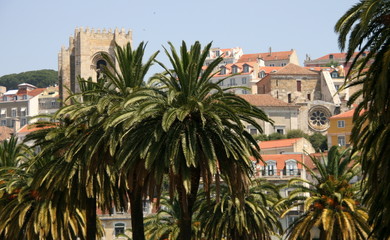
left=0, top=69, right=57, bottom=90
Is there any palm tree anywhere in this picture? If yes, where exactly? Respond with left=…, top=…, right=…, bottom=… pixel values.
left=335, top=1, right=390, bottom=238
left=111, top=41, right=271, bottom=239
left=197, top=179, right=282, bottom=240
left=0, top=135, right=31, bottom=167
left=26, top=42, right=159, bottom=240
left=279, top=146, right=371, bottom=240
left=0, top=145, right=88, bottom=239
left=143, top=195, right=201, bottom=240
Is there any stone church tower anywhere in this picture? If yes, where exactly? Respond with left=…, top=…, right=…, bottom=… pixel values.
left=58, top=27, right=132, bottom=101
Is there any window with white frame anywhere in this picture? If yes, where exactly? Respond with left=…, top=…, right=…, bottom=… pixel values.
left=338, top=135, right=346, bottom=146
left=0, top=120, right=6, bottom=126
left=11, top=108, right=17, bottom=117
left=285, top=159, right=298, bottom=176
left=114, top=223, right=125, bottom=237
left=3, top=96, right=7, bottom=101
left=331, top=72, right=338, bottom=78
left=0, top=109, right=6, bottom=118
left=20, top=107, right=27, bottom=117
left=337, top=120, right=345, bottom=128
left=258, top=71, right=266, bottom=78
left=23, top=95, right=28, bottom=100
left=229, top=78, right=236, bottom=86
left=242, top=77, right=247, bottom=84
left=215, top=50, right=220, bottom=57
left=265, top=160, right=277, bottom=176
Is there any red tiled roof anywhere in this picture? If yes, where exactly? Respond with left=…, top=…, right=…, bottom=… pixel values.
left=258, top=66, right=282, bottom=74
left=238, top=94, right=296, bottom=107
left=314, top=52, right=369, bottom=61
left=330, top=108, right=365, bottom=119
left=256, top=154, right=311, bottom=169
left=259, top=138, right=302, bottom=149
left=272, top=63, right=318, bottom=75
left=238, top=50, right=294, bottom=63
left=27, top=88, right=45, bottom=97
left=304, top=66, right=334, bottom=72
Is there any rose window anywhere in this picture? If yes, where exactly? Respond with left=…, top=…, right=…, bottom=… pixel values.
left=308, top=106, right=331, bottom=132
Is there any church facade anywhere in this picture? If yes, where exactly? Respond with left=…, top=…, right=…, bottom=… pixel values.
left=58, top=27, right=132, bottom=101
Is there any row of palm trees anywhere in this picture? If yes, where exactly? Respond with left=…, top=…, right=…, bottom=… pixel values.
left=0, top=41, right=271, bottom=240
left=0, top=130, right=371, bottom=239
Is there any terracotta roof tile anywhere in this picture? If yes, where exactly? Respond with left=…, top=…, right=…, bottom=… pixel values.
left=259, top=138, right=302, bottom=149
left=315, top=52, right=369, bottom=61
left=238, top=50, right=294, bottom=63
left=272, top=63, right=318, bottom=75
left=238, top=94, right=296, bottom=107
left=17, top=124, right=56, bottom=134
left=258, top=66, right=282, bottom=74
left=330, top=108, right=365, bottom=119
left=27, top=88, right=45, bottom=97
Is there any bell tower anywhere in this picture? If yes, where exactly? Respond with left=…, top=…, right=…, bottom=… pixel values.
left=58, top=27, right=132, bottom=101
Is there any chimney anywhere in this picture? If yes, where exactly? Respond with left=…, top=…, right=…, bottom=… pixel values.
left=269, top=47, right=272, bottom=56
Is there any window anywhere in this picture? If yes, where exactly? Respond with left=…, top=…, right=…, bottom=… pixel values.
left=0, top=120, right=6, bottom=126
left=335, top=85, right=340, bottom=90
left=307, top=93, right=311, bottom=100
left=23, top=95, right=28, bottom=100
left=14, top=96, right=18, bottom=101
left=329, top=54, right=334, bottom=59
left=275, top=126, right=285, bottom=135
left=3, top=96, right=7, bottom=101
left=249, top=128, right=258, bottom=135
left=11, top=108, right=17, bottom=117
left=231, top=66, right=238, bottom=74
left=338, top=136, right=346, bottom=146
left=229, top=78, right=236, bottom=86
left=331, top=72, right=338, bottom=78
left=265, top=161, right=277, bottom=176
left=243, top=64, right=249, bottom=73
left=288, top=93, right=292, bottom=103
left=218, top=80, right=224, bottom=86
left=21, top=118, right=27, bottom=127
left=114, top=223, right=125, bottom=237
left=276, top=80, right=279, bottom=86
left=20, top=107, right=27, bottom=117
left=51, top=100, right=57, bottom=107
left=281, top=63, right=287, bottom=66
left=297, top=80, right=301, bottom=92
left=242, top=77, right=247, bottom=84
left=0, top=109, right=6, bottom=118
left=215, top=50, right=220, bottom=57
left=285, top=160, right=298, bottom=176
left=220, top=67, right=226, bottom=75
left=337, top=120, right=345, bottom=128
left=258, top=71, right=266, bottom=78
left=242, top=89, right=248, bottom=94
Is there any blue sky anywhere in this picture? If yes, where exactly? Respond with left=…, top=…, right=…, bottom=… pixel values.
left=0, top=0, right=357, bottom=77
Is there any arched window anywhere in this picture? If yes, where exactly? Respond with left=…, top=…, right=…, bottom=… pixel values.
left=96, top=59, right=107, bottom=79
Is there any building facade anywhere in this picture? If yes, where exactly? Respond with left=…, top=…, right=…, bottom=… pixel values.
left=58, top=27, right=132, bottom=101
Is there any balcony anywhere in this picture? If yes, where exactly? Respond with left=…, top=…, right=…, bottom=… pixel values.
left=254, top=169, right=301, bottom=179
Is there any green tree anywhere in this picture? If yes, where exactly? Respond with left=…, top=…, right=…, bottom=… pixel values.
left=268, top=132, right=286, bottom=140
left=286, top=129, right=309, bottom=139
left=335, top=1, right=390, bottom=238
left=198, top=180, right=282, bottom=240
left=279, top=146, right=371, bottom=239
left=309, top=133, right=328, bottom=152
left=0, top=69, right=57, bottom=89
left=113, top=41, right=271, bottom=239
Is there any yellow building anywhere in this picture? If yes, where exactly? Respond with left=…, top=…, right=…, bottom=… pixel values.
left=327, top=108, right=355, bottom=147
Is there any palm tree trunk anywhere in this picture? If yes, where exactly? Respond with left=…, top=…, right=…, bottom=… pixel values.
left=129, top=184, right=146, bottom=240
left=86, top=197, right=97, bottom=240
left=177, top=168, right=201, bottom=240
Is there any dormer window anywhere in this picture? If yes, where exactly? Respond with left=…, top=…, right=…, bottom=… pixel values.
left=329, top=54, right=334, bottom=59
left=3, top=96, right=7, bottom=101
left=265, top=160, right=277, bottom=176
left=23, top=95, right=28, bottom=100
left=215, top=50, right=220, bottom=57
left=331, top=72, right=338, bottom=78
left=285, top=159, right=298, bottom=176
left=220, top=67, right=226, bottom=75
left=232, top=66, right=238, bottom=74
left=258, top=71, right=266, bottom=78
left=243, top=64, right=249, bottom=73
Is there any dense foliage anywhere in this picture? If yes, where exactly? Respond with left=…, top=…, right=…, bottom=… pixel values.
left=0, top=69, right=57, bottom=89
left=335, top=0, right=390, bottom=238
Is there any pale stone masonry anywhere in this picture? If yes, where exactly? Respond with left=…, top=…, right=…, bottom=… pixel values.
left=58, top=27, right=132, bottom=101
